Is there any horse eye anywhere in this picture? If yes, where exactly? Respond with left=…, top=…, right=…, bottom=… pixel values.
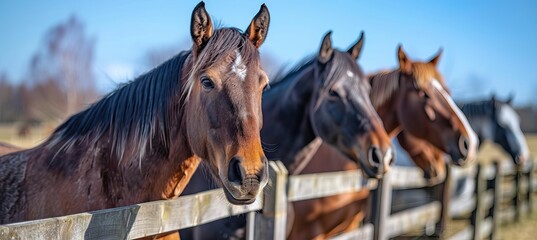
left=419, top=90, right=430, bottom=99
left=329, top=89, right=339, bottom=97
left=201, top=77, right=215, bottom=90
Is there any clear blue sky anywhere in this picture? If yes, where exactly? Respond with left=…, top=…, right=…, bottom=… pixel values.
left=1, top=1, right=536, bottom=105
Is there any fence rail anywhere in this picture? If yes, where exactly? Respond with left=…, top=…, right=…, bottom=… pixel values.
left=1, top=159, right=535, bottom=240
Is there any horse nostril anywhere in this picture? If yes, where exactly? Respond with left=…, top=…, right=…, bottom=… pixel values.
left=368, top=146, right=383, bottom=166
left=228, top=157, right=244, bottom=184
left=458, top=136, right=469, bottom=157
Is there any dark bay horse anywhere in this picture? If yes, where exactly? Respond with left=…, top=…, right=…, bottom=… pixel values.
left=0, top=2, right=271, bottom=231
left=288, top=46, right=479, bottom=240
left=181, top=32, right=393, bottom=240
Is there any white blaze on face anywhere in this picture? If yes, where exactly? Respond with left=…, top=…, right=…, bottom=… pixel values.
left=431, top=79, right=479, bottom=162
left=231, top=50, right=247, bottom=81
left=498, top=105, right=530, bottom=161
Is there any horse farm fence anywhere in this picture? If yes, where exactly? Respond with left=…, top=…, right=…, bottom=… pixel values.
left=0, top=160, right=535, bottom=240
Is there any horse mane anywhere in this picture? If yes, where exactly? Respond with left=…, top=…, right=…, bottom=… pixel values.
left=460, top=99, right=499, bottom=119
left=269, top=56, right=315, bottom=89
left=369, top=70, right=400, bottom=108
left=44, top=28, right=257, bottom=169
left=47, top=51, right=190, bottom=165
left=369, top=62, right=446, bottom=108
left=269, top=51, right=361, bottom=91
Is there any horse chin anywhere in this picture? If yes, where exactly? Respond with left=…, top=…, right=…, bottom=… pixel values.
left=222, top=187, right=257, bottom=205
left=356, top=160, right=384, bottom=179
left=423, top=167, right=445, bottom=186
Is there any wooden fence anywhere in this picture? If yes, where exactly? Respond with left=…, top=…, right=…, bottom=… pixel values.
left=1, top=160, right=535, bottom=240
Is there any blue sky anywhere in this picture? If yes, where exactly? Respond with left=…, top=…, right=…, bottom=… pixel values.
left=1, top=1, right=536, bottom=105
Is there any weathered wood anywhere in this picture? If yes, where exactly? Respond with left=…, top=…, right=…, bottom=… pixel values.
left=328, top=223, right=374, bottom=240
left=0, top=188, right=262, bottom=240
left=489, top=161, right=501, bottom=240
left=448, top=226, right=473, bottom=240
left=471, top=164, right=484, bottom=240
left=372, top=171, right=392, bottom=240
left=250, top=161, right=288, bottom=240
left=287, top=169, right=376, bottom=202
left=450, top=196, right=476, bottom=217
left=514, top=166, right=522, bottom=222
left=385, top=202, right=441, bottom=238
left=432, top=162, right=450, bottom=239
left=389, top=166, right=429, bottom=189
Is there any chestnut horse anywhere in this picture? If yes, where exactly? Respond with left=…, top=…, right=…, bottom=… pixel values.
left=288, top=46, right=479, bottom=240
left=180, top=32, right=393, bottom=239
left=0, top=2, right=271, bottom=234
left=394, top=95, right=531, bottom=216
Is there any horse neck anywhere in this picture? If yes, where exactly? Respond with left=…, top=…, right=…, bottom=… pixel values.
left=461, top=104, right=493, bottom=145
left=261, top=65, right=321, bottom=172
left=32, top=52, right=198, bottom=204
left=370, top=70, right=401, bottom=137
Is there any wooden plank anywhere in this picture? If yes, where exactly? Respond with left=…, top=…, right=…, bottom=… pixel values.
left=482, top=189, right=495, bottom=210
left=287, top=170, right=376, bottom=202
left=0, top=188, right=262, bottom=240
left=448, top=226, right=473, bottom=240
left=450, top=196, right=475, bottom=217
left=385, top=202, right=441, bottom=238
left=481, top=164, right=497, bottom=180
left=250, top=161, right=288, bottom=240
left=389, top=166, right=429, bottom=189
left=329, top=223, right=374, bottom=240
left=479, top=217, right=493, bottom=239
left=373, top=171, right=393, bottom=240
left=450, top=164, right=477, bottom=179
left=498, top=206, right=516, bottom=224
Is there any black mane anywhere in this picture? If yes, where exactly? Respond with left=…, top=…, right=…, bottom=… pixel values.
left=48, top=51, right=190, bottom=163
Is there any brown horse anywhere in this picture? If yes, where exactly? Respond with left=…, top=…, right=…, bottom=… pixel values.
left=0, top=142, right=21, bottom=156
left=0, top=2, right=271, bottom=232
left=288, top=46, right=479, bottom=240
left=180, top=31, right=393, bottom=240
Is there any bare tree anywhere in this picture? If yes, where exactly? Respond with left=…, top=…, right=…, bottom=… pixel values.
left=27, top=15, right=97, bottom=121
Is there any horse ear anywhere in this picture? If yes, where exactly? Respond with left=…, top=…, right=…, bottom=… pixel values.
left=348, top=31, right=364, bottom=60
left=245, top=4, right=270, bottom=49
left=429, top=48, right=443, bottom=66
left=190, top=2, right=214, bottom=55
left=318, top=31, right=334, bottom=64
left=506, top=93, right=514, bottom=105
left=397, top=45, right=412, bottom=74
left=490, top=92, right=497, bottom=104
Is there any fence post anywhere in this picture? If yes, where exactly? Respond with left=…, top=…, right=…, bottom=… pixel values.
left=471, top=164, right=484, bottom=240
left=529, top=160, right=534, bottom=214
left=247, top=161, right=288, bottom=240
left=431, top=162, right=450, bottom=239
left=489, top=161, right=501, bottom=240
left=372, top=171, right=392, bottom=240
left=514, top=165, right=522, bottom=222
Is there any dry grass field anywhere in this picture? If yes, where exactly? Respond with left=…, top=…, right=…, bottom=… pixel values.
left=1, top=123, right=537, bottom=238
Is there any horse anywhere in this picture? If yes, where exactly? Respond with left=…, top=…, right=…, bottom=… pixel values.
left=0, top=142, right=21, bottom=156
left=0, top=3, right=271, bottom=237
left=452, top=95, right=530, bottom=208
left=287, top=46, right=479, bottom=240
left=180, top=31, right=393, bottom=240
left=391, top=95, right=531, bottom=215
